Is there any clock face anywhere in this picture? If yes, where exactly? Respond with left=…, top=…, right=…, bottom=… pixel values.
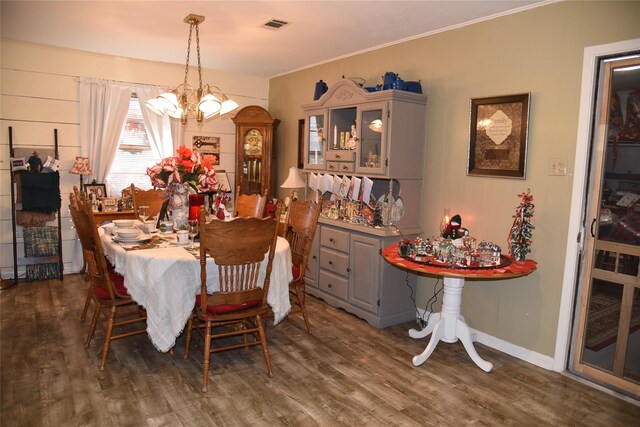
left=244, top=129, right=263, bottom=155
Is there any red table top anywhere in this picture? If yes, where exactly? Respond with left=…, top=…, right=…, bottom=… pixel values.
left=381, top=244, right=537, bottom=280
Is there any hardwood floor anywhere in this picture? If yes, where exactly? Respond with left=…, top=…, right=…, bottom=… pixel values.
left=1, top=274, right=639, bottom=426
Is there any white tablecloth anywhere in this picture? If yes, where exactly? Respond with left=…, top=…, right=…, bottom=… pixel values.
left=99, top=225, right=292, bottom=352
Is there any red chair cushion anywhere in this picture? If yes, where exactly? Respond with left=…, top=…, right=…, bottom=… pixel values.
left=291, top=264, right=305, bottom=284
left=195, top=294, right=260, bottom=316
left=94, top=270, right=129, bottom=300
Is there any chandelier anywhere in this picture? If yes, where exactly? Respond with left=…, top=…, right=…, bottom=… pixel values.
left=145, top=14, right=239, bottom=125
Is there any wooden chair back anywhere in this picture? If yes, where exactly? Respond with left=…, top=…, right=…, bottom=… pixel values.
left=131, top=184, right=166, bottom=220
left=69, top=189, right=94, bottom=256
left=198, top=212, right=278, bottom=312
left=284, top=200, right=322, bottom=282
left=234, top=185, right=267, bottom=218
left=76, top=197, right=125, bottom=301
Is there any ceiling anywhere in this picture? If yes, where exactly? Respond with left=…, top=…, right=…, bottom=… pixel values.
left=1, top=0, right=550, bottom=77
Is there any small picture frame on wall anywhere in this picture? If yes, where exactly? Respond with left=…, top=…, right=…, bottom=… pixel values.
left=467, top=93, right=530, bottom=179
left=193, top=135, right=220, bottom=165
left=84, top=182, right=107, bottom=199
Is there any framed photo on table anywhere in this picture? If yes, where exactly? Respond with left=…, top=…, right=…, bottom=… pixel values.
left=467, top=93, right=530, bottom=179
left=84, top=182, right=107, bottom=199
left=193, top=135, right=220, bottom=165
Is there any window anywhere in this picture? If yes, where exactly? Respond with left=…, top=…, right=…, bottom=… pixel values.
left=105, top=95, right=160, bottom=197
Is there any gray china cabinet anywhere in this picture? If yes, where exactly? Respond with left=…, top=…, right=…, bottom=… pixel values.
left=301, top=78, right=428, bottom=328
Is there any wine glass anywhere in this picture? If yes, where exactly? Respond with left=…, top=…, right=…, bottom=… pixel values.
left=187, top=219, right=199, bottom=248
left=138, top=205, right=149, bottom=223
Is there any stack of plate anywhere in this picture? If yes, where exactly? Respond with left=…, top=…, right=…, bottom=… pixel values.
left=113, top=227, right=151, bottom=243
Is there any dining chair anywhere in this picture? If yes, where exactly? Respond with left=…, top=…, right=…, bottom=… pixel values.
left=130, top=184, right=166, bottom=220
left=184, top=211, right=278, bottom=392
left=70, top=187, right=94, bottom=321
left=234, top=185, right=267, bottom=218
left=79, top=197, right=147, bottom=371
left=281, top=200, right=321, bottom=333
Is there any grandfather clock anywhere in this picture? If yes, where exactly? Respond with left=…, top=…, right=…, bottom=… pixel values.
left=232, top=105, right=280, bottom=198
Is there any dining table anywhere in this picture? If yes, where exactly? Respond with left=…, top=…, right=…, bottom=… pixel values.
left=99, top=222, right=293, bottom=352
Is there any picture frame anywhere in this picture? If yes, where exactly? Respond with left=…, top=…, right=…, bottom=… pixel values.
left=84, top=182, right=107, bottom=199
left=193, top=135, right=220, bottom=165
left=467, top=93, right=530, bottom=179
left=214, top=169, right=231, bottom=193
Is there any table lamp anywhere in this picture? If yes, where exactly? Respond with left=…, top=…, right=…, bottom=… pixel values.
left=69, top=156, right=92, bottom=191
left=280, top=167, right=306, bottom=205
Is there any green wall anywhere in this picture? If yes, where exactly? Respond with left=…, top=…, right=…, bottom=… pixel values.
left=268, top=1, right=640, bottom=357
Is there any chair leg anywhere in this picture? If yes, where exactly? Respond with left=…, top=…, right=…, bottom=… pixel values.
left=202, top=320, right=212, bottom=393
left=184, top=313, right=194, bottom=359
left=256, top=314, right=273, bottom=377
left=295, top=285, right=311, bottom=334
left=80, top=286, right=93, bottom=322
left=99, top=306, right=116, bottom=371
left=85, top=303, right=100, bottom=347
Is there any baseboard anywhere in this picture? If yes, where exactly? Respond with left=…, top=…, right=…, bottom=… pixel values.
left=415, top=308, right=555, bottom=371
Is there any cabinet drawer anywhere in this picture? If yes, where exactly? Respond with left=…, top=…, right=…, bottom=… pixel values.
left=326, top=161, right=354, bottom=173
left=319, top=270, right=348, bottom=300
left=320, top=248, right=350, bottom=276
left=320, top=227, right=350, bottom=252
left=326, top=151, right=355, bottom=162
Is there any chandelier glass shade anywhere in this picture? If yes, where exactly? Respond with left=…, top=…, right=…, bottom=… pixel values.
left=145, top=14, right=239, bottom=125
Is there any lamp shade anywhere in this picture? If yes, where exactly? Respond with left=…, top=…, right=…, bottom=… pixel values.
left=70, top=156, right=92, bottom=175
left=280, top=167, right=306, bottom=189
left=220, top=98, right=240, bottom=115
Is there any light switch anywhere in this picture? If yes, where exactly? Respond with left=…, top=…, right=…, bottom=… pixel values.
left=549, top=158, right=568, bottom=176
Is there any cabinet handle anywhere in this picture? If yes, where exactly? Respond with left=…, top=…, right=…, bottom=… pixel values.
left=329, top=238, right=335, bottom=242
left=312, top=255, right=317, bottom=259
left=342, top=165, right=348, bottom=170
left=328, top=260, right=333, bottom=265
left=328, top=283, right=333, bottom=288
left=335, top=154, right=341, bottom=159
left=346, top=267, right=351, bottom=273
left=329, top=165, right=335, bottom=170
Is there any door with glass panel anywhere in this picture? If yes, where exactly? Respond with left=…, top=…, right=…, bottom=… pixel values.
left=571, top=55, right=640, bottom=398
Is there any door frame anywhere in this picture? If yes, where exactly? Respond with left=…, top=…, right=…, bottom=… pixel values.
left=556, top=38, right=640, bottom=372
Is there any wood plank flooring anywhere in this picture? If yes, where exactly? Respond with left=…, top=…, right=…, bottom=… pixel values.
left=1, top=274, right=639, bottom=426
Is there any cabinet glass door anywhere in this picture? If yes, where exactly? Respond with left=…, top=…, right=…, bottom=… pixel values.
left=328, top=107, right=357, bottom=152
left=305, top=112, right=325, bottom=169
left=357, top=106, right=386, bottom=175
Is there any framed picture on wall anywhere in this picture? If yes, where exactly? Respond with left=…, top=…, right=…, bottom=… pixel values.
left=467, top=93, right=530, bottom=179
left=193, top=135, right=220, bottom=165
left=84, top=182, right=107, bottom=199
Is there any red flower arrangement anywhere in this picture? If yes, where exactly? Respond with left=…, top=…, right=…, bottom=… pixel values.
left=146, top=145, right=218, bottom=193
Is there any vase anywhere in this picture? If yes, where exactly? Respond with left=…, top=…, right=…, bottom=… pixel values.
left=168, top=183, right=189, bottom=229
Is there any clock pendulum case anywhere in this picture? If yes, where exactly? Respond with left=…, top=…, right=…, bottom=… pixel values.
left=232, top=105, right=280, bottom=199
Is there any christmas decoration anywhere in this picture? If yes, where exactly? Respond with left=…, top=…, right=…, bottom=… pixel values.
left=442, top=214, right=469, bottom=239
left=508, top=190, right=534, bottom=261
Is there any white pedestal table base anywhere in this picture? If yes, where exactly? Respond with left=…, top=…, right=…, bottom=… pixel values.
left=408, top=277, right=493, bottom=372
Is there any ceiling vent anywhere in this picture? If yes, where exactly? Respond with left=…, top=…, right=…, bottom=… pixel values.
left=261, top=18, right=290, bottom=30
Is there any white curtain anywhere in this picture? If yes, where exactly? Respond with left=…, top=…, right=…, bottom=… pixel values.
left=169, top=113, right=185, bottom=151
left=135, top=86, right=178, bottom=159
left=79, top=78, right=133, bottom=182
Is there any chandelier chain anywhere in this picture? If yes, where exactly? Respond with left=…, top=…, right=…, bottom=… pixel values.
left=183, top=22, right=194, bottom=87
left=196, top=23, right=203, bottom=91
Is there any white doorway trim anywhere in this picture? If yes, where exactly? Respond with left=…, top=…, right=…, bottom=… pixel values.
left=555, top=38, right=640, bottom=372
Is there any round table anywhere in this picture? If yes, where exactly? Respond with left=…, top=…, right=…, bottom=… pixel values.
left=381, top=244, right=537, bottom=372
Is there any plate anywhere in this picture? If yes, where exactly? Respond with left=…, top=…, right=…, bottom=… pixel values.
left=112, top=233, right=152, bottom=243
